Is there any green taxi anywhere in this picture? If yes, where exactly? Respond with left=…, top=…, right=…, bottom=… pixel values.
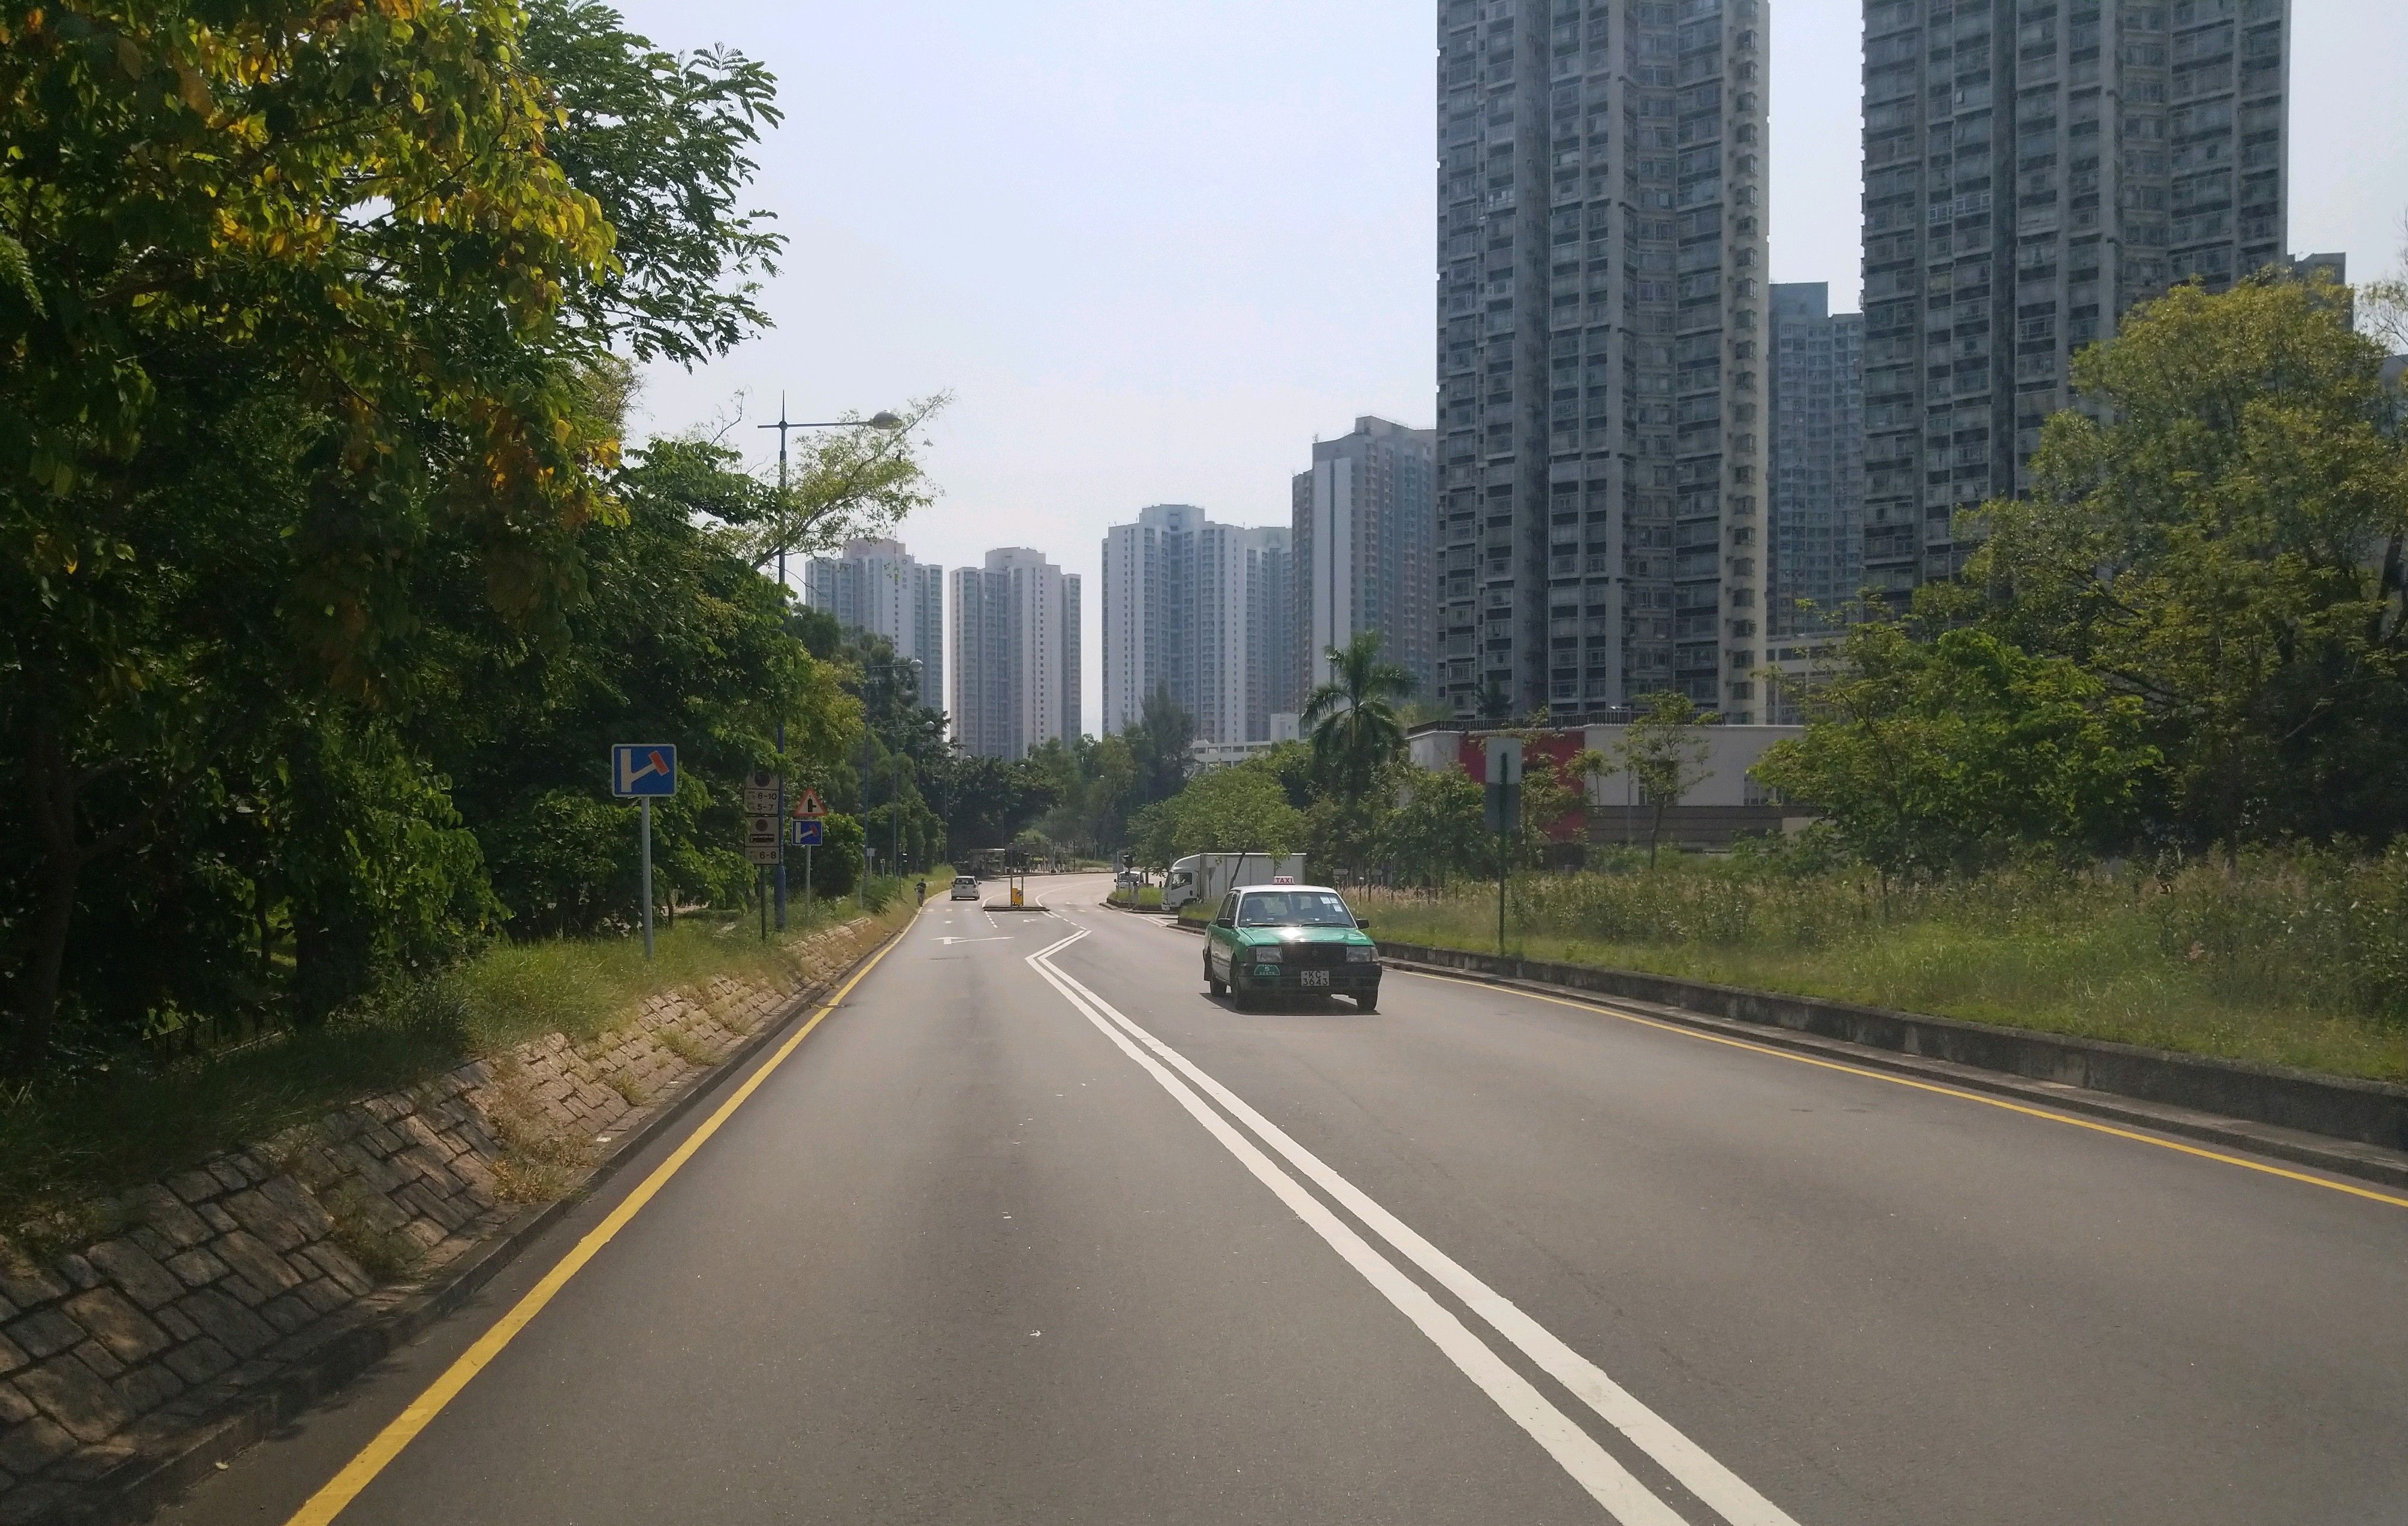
left=1202, top=885, right=1380, bottom=1012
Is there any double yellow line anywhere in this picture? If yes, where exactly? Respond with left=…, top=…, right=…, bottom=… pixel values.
left=284, top=928, right=909, bottom=1525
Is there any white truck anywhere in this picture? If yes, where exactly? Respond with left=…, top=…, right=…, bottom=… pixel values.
left=1160, top=852, right=1307, bottom=914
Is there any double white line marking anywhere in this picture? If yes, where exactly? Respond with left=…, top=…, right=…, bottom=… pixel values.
left=1027, top=927, right=1799, bottom=1526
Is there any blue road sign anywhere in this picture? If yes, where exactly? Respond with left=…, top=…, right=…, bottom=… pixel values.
left=788, top=817, right=823, bottom=848
left=611, top=744, right=678, bottom=798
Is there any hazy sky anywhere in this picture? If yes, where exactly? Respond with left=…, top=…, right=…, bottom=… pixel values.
left=614, top=0, right=2408, bottom=732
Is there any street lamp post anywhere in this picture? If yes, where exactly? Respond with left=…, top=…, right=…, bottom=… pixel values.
left=758, top=399, right=906, bottom=932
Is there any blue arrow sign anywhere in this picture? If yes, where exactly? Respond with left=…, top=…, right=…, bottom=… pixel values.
left=788, top=817, right=823, bottom=848
left=611, top=744, right=677, bottom=798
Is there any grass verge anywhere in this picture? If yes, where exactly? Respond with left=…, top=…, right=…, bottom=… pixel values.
left=0, top=886, right=929, bottom=1246
left=1359, top=866, right=2408, bottom=1084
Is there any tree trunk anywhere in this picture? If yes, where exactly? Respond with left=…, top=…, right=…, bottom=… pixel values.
left=12, top=725, right=85, bottom=1076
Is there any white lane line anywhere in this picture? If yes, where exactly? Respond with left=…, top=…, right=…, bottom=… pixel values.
left=1025, top=930, right=1686, bottom=1526
left=1033, top=935, right=1801, bottom=1526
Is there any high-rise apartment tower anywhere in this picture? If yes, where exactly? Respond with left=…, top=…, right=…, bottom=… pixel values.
left=1767, top=284, right=1865, bottom=632
left=801, top=538, right=944, bottom=705
left=1859, top=0, right=2290, bottom=595
left=949, top=549, right=1081, bottom=760
left=1100, top=505, right=1292, bottom=743
left=1436, top=0, right=1771, bottom=721
left=1291, top=417, right=1439, bottom=704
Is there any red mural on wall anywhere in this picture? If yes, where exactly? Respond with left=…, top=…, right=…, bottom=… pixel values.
left=1454, top=728, right=1591, bottom=842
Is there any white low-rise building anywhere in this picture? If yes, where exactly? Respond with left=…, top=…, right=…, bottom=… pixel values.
left=1407, top=720, right=1812, bottom=848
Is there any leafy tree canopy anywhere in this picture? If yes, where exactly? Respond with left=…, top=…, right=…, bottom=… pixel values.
left=1965, top=275, right=2408, bottom=852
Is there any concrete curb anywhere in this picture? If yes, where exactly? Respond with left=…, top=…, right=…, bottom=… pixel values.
left=44, top=917, right=915, bottom=1526
left=1373, top=943, right=2408, bottom=1193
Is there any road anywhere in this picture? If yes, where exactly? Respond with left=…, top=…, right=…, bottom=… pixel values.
left=162, top=872, right=2408, bottom=1526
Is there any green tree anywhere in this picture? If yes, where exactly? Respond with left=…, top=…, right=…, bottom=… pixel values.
left=426, top=425, right=858, bottom=939
left=1752, top=625, right=2157, bottom=879
left=523, top=0, right=786, bottom=365
left=2361, top=211, right=2408, bottom=358
left=1302, top=631, right=1415, bottom=803
left=1968, top=275, right=2408, bottom=855
left=1127, top=684, right=1198, bottom=807
left=922, top=751, right=1055, bottom=862
left=1157, top=762, right=1303, bottom=861
left=1378, top=767, right=1488, bottom=889
left=1614, top=693, right=1717, bottom=866
left=0, top=1, right=832, bottom=1070
left=745, top=395, right=952, bottom=572
left=1028, top=732, right=1137, bottom=859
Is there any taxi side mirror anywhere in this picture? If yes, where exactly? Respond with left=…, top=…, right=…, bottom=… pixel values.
left=1354, top=918, right=1372, bottom=932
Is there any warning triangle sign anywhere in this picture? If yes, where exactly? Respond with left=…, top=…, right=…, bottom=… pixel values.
left=791, top=786, right=829, bottom=819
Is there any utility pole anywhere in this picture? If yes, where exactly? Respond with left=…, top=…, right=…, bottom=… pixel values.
left=761, top=395, right=797, bottom=933
left=1483, top=736, right=1522, bottom=961
left=756, top=403, right=906, bottom=932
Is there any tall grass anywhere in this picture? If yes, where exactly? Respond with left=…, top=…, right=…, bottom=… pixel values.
left=1359, top=845, right=2408, bottom=1083
left=0, top=886, right=930, bottom=1242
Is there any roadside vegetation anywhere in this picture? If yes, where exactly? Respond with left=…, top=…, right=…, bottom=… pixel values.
left=1360, top=846, right=2408, bottom=1082
left=0, top=1, right=1026, bottom=1103
left=0, top=884, right=931, bottom=1244
left=1127, top=273, right=2408, bottom=1084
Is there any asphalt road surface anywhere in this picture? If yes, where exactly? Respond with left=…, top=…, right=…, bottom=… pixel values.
left=162, top=873, right=2408, bottom=1526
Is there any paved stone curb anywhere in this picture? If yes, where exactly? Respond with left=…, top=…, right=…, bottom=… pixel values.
left=0, top=915, right=904, bottom=1526
left=1374, top=949, right=2408, bottom=1195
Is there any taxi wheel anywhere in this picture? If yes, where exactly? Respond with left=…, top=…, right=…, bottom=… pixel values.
left=1205, top=961, right=1226, bottom=997
left=1355, top=990, right=1380, bottom=1014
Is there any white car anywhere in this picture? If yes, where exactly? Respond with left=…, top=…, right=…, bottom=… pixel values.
left=949, top=874, right=980, bottom=901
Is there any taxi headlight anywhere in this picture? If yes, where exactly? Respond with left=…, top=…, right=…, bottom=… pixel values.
left=1251, top=945, right=1283, bottom=961
left=1347, top=946, right=1374, bottom=963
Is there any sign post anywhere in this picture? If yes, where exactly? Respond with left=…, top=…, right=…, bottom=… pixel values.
left=742, top=770, right=783, bottom=941
left=611, top=745, right=678, bottom=960
left=1483, top=736, right=1522, bottom=958
left=789, top=789, right=828, bottom=930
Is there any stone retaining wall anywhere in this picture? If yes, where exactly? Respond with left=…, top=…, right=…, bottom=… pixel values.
left=0, top=918, right=888, bottom=1524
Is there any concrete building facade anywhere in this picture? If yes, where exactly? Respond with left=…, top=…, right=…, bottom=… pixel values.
left=949, top=548, right=1081, bottom=760
left=1099, top=505, right=1292, bottom=744
left=1859, top=0, right=2292, bottom=597
left=1768, top=284, right=1866, bottom=633
left=1408, top=719, right=1807, bottom=847
left=1291, top=417, right=1439, bottom=704
left=1435, top=0, right=1771, bottom=723
left=801, top=538, right=945, bottom=705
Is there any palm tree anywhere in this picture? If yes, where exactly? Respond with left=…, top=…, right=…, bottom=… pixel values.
left=1302, top=631, right=1417, bottom=804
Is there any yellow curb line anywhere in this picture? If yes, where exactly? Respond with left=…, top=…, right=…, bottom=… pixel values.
left=283, top=919, right=913, bottom=1525
left=1399, top=966, right=2408, bottom=1213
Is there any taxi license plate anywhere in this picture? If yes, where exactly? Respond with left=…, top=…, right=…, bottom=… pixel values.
left=1299, top=969, right=1331, bottom=988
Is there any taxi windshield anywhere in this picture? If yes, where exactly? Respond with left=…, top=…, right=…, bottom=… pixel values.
left=1238, top=891, right=1355, bottom=928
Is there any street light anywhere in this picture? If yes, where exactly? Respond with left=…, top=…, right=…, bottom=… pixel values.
left=759, top=399, right=908, bottom=932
